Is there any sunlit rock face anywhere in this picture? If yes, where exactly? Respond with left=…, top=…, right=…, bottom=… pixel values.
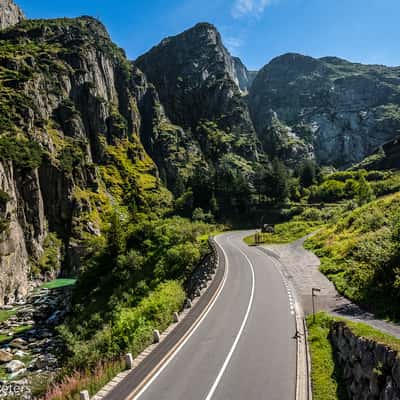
left=249, top=53, right=400, bottom=167
left=0, top=0, right=24, bottom=30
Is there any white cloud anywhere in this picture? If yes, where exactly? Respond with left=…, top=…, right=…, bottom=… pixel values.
left=231, top=0, right=273, bottom=18
left=225, top=36, right=244, bottom=53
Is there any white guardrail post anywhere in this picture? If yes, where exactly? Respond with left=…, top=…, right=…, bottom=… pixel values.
left=125, top=353, right=134, bottom=370
left=80, top=390, right=90, bottom=400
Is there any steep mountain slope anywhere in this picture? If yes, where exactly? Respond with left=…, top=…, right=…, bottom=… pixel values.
left=136, top=23, right=256, bottom=129
left=135, top=23, right=260, bottom=196
left=1, top=13, right=400, bottom=305
left=351, top=137, right=400, bottom=171
left=0, top=16, right=171, bottom=304
left=249, top=53, right=400, bottom=167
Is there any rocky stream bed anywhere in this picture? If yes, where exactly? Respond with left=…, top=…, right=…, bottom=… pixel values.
left=0, top=282, right=73, bottom=399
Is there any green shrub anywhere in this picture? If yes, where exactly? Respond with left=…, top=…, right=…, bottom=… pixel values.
left=35, top=233, right=62, bottom=276
left=0, top=135, right=42, bottom=169
left=309, top=180, right=346, bottom=202
left=306, top=192, right=400, bottom=319
left=59, top=143, right=85, bottom=174
left=113, top=281, right=185, bottom=351
left=61, top=281, right=185, bottom=371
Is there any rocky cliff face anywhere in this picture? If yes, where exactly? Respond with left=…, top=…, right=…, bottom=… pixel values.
left=0, top=16, right=170, bottom=304
left=249, top=53, right=400, bottom=167
left=0, top=0, right=24, bottom=30
left=135, top=23, right=259, bottom=195
left=233, top=57, right=257, bottom=94
left=136, top=23, right=256, bottom=127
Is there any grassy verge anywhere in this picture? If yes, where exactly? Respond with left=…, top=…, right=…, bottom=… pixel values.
left=307, top=312, right=400, bottom=400
left=43, top=359, right=125, bottom=400
left=343, top=318, right=400, bottom=352
left=244, top=219, right=322, bottom=245
left=197, top=226, right=228, bottom=244
left=306, top=313, right=348, bottom=400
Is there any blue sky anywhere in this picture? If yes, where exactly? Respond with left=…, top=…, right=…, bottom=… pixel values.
left=17, top=0, right=400, bottom=70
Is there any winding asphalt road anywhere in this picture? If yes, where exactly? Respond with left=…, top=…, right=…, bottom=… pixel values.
left=111, top=231, right=297, bottom=400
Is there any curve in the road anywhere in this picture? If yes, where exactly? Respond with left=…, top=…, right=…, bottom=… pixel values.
left=103, top=231, right=296, bottom=400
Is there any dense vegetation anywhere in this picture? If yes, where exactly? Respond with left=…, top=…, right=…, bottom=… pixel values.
left=245, top=168, right=400, bottom=322
left=41, top=214, right=217, bottom=398
left=306, top=192, right=400, bottom=319
left=0, top=16, right=226, bottom=399
left=244, top=168, right=399, bottom=244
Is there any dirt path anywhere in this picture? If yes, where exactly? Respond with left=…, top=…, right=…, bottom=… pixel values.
left=258, top=236, right=400, bottom=338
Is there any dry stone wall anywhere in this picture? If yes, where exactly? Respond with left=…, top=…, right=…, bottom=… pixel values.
left=330, top=321, right=400, bottom=400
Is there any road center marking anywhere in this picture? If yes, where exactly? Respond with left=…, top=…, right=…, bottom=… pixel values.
left=204, top=237, right=256, bottom=400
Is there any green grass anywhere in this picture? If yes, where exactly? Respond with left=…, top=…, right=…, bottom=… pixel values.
left=197, top=227, right=227, bottom=243
left=307, top=313, right=348, bottom=400
left=0, top=366, right=7, bottom=380
left=13, top=324, right=33, bottom=335
left=244, top=220, right=323, bottom=245
left=0, top=308, right=17, bottom=323
left=0, top=333, right=10, bottom=345
left=343, top=318, right=400, bottom=352
left=41, top=278, right=76, bottom=289
left=0, top=325, right=32, bottom=346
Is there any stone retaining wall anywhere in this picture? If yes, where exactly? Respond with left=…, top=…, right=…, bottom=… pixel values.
left=185, top=238, right=217, bottom=300
left=330, top=321, right=400, bottom=400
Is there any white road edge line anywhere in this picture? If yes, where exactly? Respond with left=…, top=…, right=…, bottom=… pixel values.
left=204, top=237, right=256, bottom=400
left=129, top=235, right=230, bottom=400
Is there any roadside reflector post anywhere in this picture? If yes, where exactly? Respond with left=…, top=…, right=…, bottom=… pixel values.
left=80, top=391, right=90, bottom=400
left=173, top=312, right=180, bottom=323
left=312, top=288, right=321, bottom=323
left=153, top=329, right=161, bottom=343
left=185, top=298, right=192, bottom=308
left=125, top=353, right=134, bottom=369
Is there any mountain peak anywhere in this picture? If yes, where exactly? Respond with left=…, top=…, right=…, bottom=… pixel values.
left=137, top=22, right=253, bottom=94
left=0, top=0, right=24, bottom=30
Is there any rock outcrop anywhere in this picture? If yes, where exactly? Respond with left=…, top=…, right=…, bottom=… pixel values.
left=233, top=57, right=257, bottom=94
left=330, top=321, right=400, bottom=399
left=136, top=23, right=256, bottom=136
left=0, top=16, right=170, bottom=304
left=0, top=0, right=24, bottom=30
left=135, top=22, right=259, bottom=197
left=249, top=53, right=400, bottom=167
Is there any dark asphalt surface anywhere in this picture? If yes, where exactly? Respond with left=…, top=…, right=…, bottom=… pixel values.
left=125, top=231, right=296, bottom=400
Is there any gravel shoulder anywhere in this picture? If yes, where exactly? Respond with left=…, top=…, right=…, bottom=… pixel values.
left=259, top=236, right=400, bottom=338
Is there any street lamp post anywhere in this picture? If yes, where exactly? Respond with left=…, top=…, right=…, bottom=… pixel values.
left=312, top=287, right=321, bottom=323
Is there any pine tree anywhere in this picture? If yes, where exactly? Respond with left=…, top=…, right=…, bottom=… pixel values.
left=299, top=160, right=317, bottom=188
